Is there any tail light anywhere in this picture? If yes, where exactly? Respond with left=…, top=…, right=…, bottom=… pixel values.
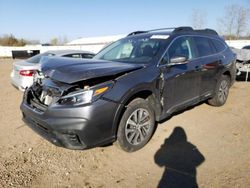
left=19, top=70, right=35, bottom=77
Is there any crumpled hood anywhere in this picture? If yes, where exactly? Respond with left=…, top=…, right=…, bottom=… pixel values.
left=41, top=57, right=144, bottom=84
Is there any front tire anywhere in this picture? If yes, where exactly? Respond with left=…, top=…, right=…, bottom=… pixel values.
left=116, top=98, right=155, bottom=152
left=208, top=75, right=230, bottom=106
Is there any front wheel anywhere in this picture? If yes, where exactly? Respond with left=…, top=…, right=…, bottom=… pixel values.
left=208, top=75, right=230, bottom=106
left=116, top=98, right=155, bottom=152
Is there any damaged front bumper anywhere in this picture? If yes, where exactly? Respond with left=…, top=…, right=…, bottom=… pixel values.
left=21, top=88, right=120, bottom=150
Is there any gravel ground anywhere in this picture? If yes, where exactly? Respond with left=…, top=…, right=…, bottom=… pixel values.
left=0, top=59, right=250, bottom=188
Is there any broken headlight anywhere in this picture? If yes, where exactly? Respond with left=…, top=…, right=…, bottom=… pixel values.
left=58, top=82, right=113, bottom=105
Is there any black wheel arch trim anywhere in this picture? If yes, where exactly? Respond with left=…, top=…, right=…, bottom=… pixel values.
left=110, top=86, right=162, bottom=138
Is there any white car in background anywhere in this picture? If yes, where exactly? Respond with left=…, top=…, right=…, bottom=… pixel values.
left=232, top=45, right=250, bottom=80
left=10, top=50, right=95, bottom=91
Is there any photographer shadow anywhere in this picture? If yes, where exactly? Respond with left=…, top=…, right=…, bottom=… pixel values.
left=154, top=127, right=205, bottom=188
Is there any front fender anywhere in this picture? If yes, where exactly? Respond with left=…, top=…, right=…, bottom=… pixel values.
left=102, top=65, right=162, bottom=136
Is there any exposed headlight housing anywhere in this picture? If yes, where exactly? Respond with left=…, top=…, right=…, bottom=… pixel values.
left=58, top=82, right=113, bottom=105
left=33, top=71, right=45, bottom=84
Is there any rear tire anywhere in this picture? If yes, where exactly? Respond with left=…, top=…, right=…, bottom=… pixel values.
left=208, top=75, right=230, bottom=106
left=116, top=98, right=155, bottom=152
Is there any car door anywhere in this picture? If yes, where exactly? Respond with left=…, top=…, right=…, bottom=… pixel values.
left=159, top=36, right=201, bottom=114
left=193, top=36, right=223, bottom=97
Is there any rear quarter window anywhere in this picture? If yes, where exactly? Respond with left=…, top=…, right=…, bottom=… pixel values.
left=82, top=54, right=95, bottom=59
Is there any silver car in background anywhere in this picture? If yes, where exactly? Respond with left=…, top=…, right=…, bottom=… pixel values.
left=232, top=46, right=250, bottom=80
left=10, top=50, right=95, bottom=91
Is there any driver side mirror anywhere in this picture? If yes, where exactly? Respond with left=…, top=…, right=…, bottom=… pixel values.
left=170, top=56, right=187, bottom=64
left=168, top=56, right=188, bottom=66
left=160, top=55, right=188, bottom=67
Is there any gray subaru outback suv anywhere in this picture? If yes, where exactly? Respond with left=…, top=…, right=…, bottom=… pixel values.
left=21, top=27, right=236, bottom=152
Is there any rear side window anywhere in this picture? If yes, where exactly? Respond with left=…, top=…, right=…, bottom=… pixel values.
left=193, top=37, right=215, bottom=57
left=63, top=54, right=82, bottom=58
left=212, top=39, right=226, bottom=52
left=81, top=54, right=94, bottom=59
left=26, top=52, right=55, bottom=64
left=242, top=45, right=250, bottom=49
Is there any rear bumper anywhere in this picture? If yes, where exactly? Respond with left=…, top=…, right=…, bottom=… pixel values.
left=21, top=89, right=120, bottom=150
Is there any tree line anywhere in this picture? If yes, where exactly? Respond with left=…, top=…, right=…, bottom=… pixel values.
left=191, top=4, right=250, bottom=39
left=0, top=34, right=67, bottom=46
left=0, top=34, right=40, bottom=46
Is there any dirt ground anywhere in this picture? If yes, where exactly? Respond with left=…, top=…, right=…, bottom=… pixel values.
left=0, top=59, right=250, bottom=188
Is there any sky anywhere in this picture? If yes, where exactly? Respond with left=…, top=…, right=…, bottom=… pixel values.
left=0, top=0, right=250, bottom=43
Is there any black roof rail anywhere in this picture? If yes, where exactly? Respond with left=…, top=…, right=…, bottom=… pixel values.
left=127, top=28, right=176, bottom=36
left=194, top=28, right=218, bottom=35
left=173, top=27, right=218, bottom=35
left=127, top=26, right=218, bottom=37
left=173, top=27, right=194, bottom=33
left=127, top=31, right=147, bottom=36
left=147, top=27, right=176, bottom=32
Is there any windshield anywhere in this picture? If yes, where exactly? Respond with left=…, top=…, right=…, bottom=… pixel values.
left=94, top=36, right=168, bottom=63
left=26, top=52, right=55, bottom=64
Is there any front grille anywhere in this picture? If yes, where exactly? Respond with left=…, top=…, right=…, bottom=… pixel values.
left=30, top=97, right=47, bottom=112
left=26, top=82, right=63, bottom=111
left=27, top=90, right=48, bottom=113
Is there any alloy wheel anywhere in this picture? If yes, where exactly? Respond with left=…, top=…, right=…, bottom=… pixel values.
left=125, top=108, right=152, bottom=145
left=218, top=80, right=229, bottom=103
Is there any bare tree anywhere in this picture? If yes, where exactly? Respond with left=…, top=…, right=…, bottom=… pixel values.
left=50, top=38, right=59, bottom=46
left=217, top=5, right=238, bottom=39
left=191, top=9, right=207, bottom=29
left=235, top=6, right=250, bottom=38
left=50, top=36, right=68, bottom=46
left=63, top=36, right=68, bottom=44
left=218, top=4, right=250, bottom=39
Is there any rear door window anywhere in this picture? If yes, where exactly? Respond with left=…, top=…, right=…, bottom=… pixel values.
left=212, top=39, right=226, bottom=52
left=193, top=37, right=215, bottom=57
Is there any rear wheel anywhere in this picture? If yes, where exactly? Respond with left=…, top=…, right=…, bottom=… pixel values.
left=208, top=75, right=230, bottom=106
left=116, top=98, right=155, bottom=152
